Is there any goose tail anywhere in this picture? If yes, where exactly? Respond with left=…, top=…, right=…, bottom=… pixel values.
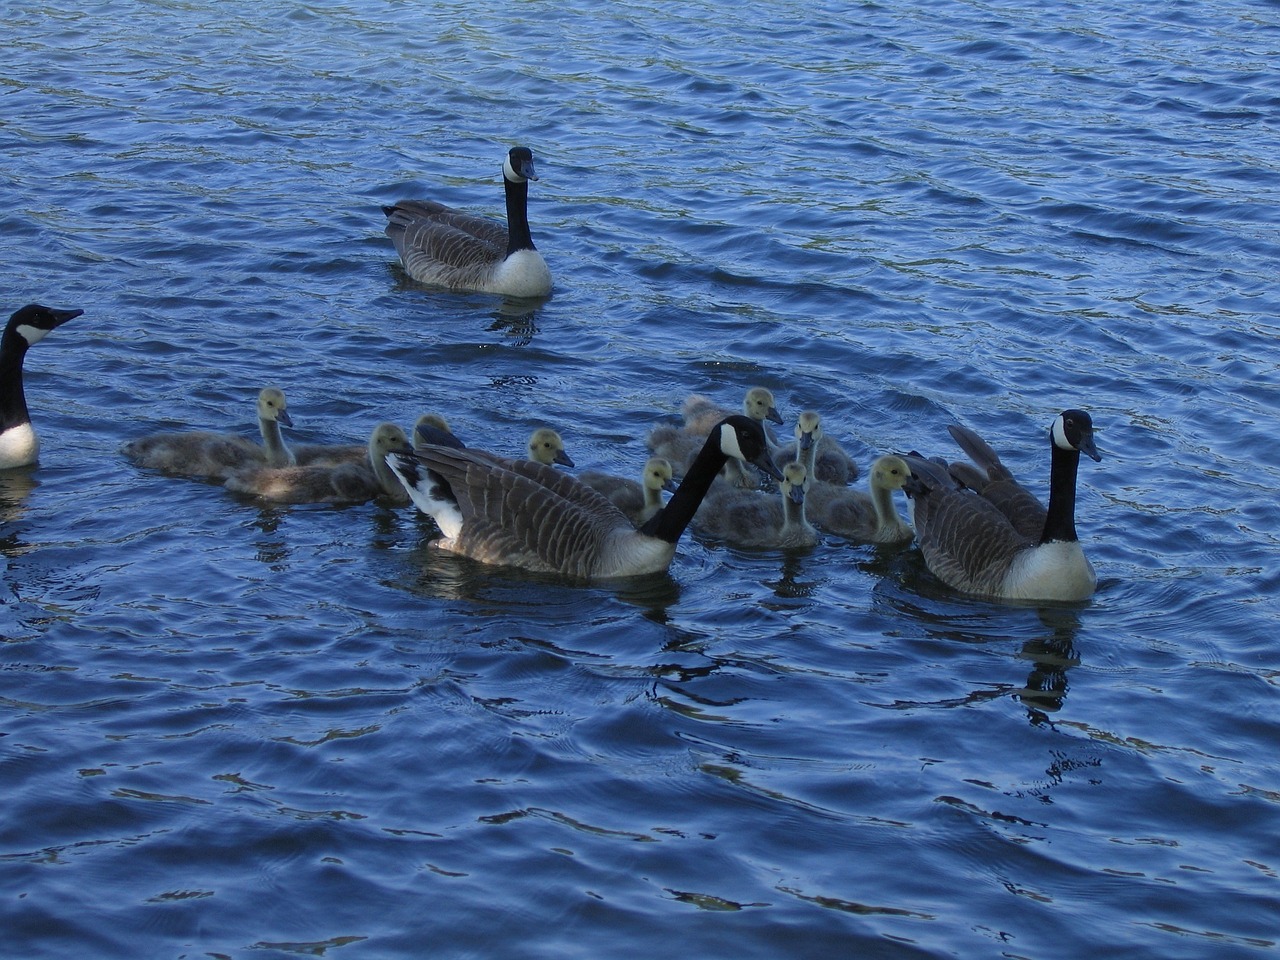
left=385, top=450, right=464, bottom=538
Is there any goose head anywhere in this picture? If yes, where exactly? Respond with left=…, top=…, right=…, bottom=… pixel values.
left=527, top=428, right=573, bottom=467
left=1051, top=409, right=1101, bottom=461
left=504, top=146, right=539, bottom=184
left=794, top=410, right=823, bottom=451
left=718, top=415, right=784, bottom=482
left=256, top=387, right=293, bottom=428
left=743, top=387, right=783, bottom=426
left=869, top=455, right=911, bottom=492
left=6, top=303, right=83, bottom=349
left=643, top=457, right=677, bottom=494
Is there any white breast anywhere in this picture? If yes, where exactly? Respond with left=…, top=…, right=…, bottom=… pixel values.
left=489, top=250, right=552, bottom=298
left=1004, top=541, right=1097, bottom=602
left=0, top=423, right=39, bottom=469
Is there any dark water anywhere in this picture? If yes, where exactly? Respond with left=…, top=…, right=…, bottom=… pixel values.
left=4, top=1, right=1280, bottom=957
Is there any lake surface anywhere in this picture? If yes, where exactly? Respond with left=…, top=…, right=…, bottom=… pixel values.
left=4, top=1, right=1280, bottom=957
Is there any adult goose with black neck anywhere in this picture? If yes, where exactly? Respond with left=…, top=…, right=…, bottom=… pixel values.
left=903, top=409, right=1102, bottom=602
left=385, top=415, right=783, bottom=579
left=382, top=146, right=552, bottom=298
left=1, top=303, right=83, bottom=470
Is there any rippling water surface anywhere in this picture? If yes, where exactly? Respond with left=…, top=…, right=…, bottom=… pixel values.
left=4, top=1, right=1280, bottom=957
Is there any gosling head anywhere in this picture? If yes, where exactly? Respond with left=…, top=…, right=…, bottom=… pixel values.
left=781, top=461, right=809, bottom=505
left=869, top=455, right=911, bottom=491
left=256, top=387, right=292, bottom=428
left=642, top=457, right=676, bottom=493
left=743, top=387, right=783, bottom=426
left=794, top=410, right=823, bottom=451
left=369, top=422, right=411, bottom=458
left=528, top=428, right=573, bottom=467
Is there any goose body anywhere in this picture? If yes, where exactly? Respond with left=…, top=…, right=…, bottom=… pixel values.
left=805, top=455, right=913, bottom=544
left=578, top=457, right=675, bottom=527
left=696, top=461, right=819, bottom=549
left=776, top=410, right=859, bottom=485
left=1, top=304, right=83, bottom=469
left=383, top=146, right=552, bottom=298
left=647, top=387, right=783, bottom=488
left=121, top=387, right=295, bottom=480
left=904, top=410, right=1102, bottom=602
left=225, top=423, right=410, bottom=504
left=386, top=415, right=783, bottom=580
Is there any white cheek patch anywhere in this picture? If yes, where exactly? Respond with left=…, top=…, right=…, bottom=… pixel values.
left=16, top=324, right=50, bottom=346
left=1051, top=414, right=1072, bottom=451
left=718, top=422, right=747, bottom=462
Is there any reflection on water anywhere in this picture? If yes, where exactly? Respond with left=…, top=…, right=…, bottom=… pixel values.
left=1016, top=607, right=1083, bottom=723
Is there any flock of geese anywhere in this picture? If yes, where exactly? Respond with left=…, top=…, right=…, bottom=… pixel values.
left=3, top=146, right=1103, bottom=603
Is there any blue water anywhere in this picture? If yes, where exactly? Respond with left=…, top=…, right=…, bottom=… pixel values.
left=4, top=1, right=1280, bottom=957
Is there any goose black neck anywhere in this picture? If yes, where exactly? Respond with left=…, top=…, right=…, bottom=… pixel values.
left=503, top=176, right=535, bottom=256
left=0, top=333, right=31, bottom=432
left=1040, top=443, right=1081, bottom=544
left=640, top=435, right=729, bottom=544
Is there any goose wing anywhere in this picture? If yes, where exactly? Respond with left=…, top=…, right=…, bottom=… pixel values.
left=906, top=456, right=1032, bottom=595
left=384, top=201, right=508, bottom=279
left=947, top=423, right=1046, bottom=540
left=416, top=446, right=634, bottom=578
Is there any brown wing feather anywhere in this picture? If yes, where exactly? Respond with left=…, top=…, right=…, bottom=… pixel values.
left=947, top=423, right=1046, bottom=541
left=414, top=446, right=632, bottom=578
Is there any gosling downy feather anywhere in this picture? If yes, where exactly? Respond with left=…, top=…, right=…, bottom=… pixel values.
left=1, top=303, right=83, bottom=470
left=385, top=415, right=783, bottom=580
left=121, top=387, right=295, bottom=480
left=225, top=422, right=410, bottom=504
left=696, top=460, right=819, bottom=549
left=647, top=387, right=783, bottom=488
left=578, top=456, right=676, bottom=527
left=903, top=409, right=1102, bottom=602
left=805, top=455, right=913, bottom=544
left=776, top=410, right=859, bottom=485
left=382, top=146, right=552, bottom=298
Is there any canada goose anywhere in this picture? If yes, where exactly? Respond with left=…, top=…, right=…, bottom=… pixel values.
left=1, top=303, right=83, bottom=470
left=903, top=409, right=1102, bottom=602
left=121, top=387, right=295, bottom=480
left=578, top=456, right=676, bottom=526
left=647, top=387, right=783, bottom=488
left=776, top=410, right=859, bottom=485
left=696, top=461, right=819, bottom=549
left=225, top=422, right=410, bottom=504
left=804, top=455, right=913, bottom=544
left=382, top=146, right=552, bottom=298
left=385, top=415, right=783, bottom=579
